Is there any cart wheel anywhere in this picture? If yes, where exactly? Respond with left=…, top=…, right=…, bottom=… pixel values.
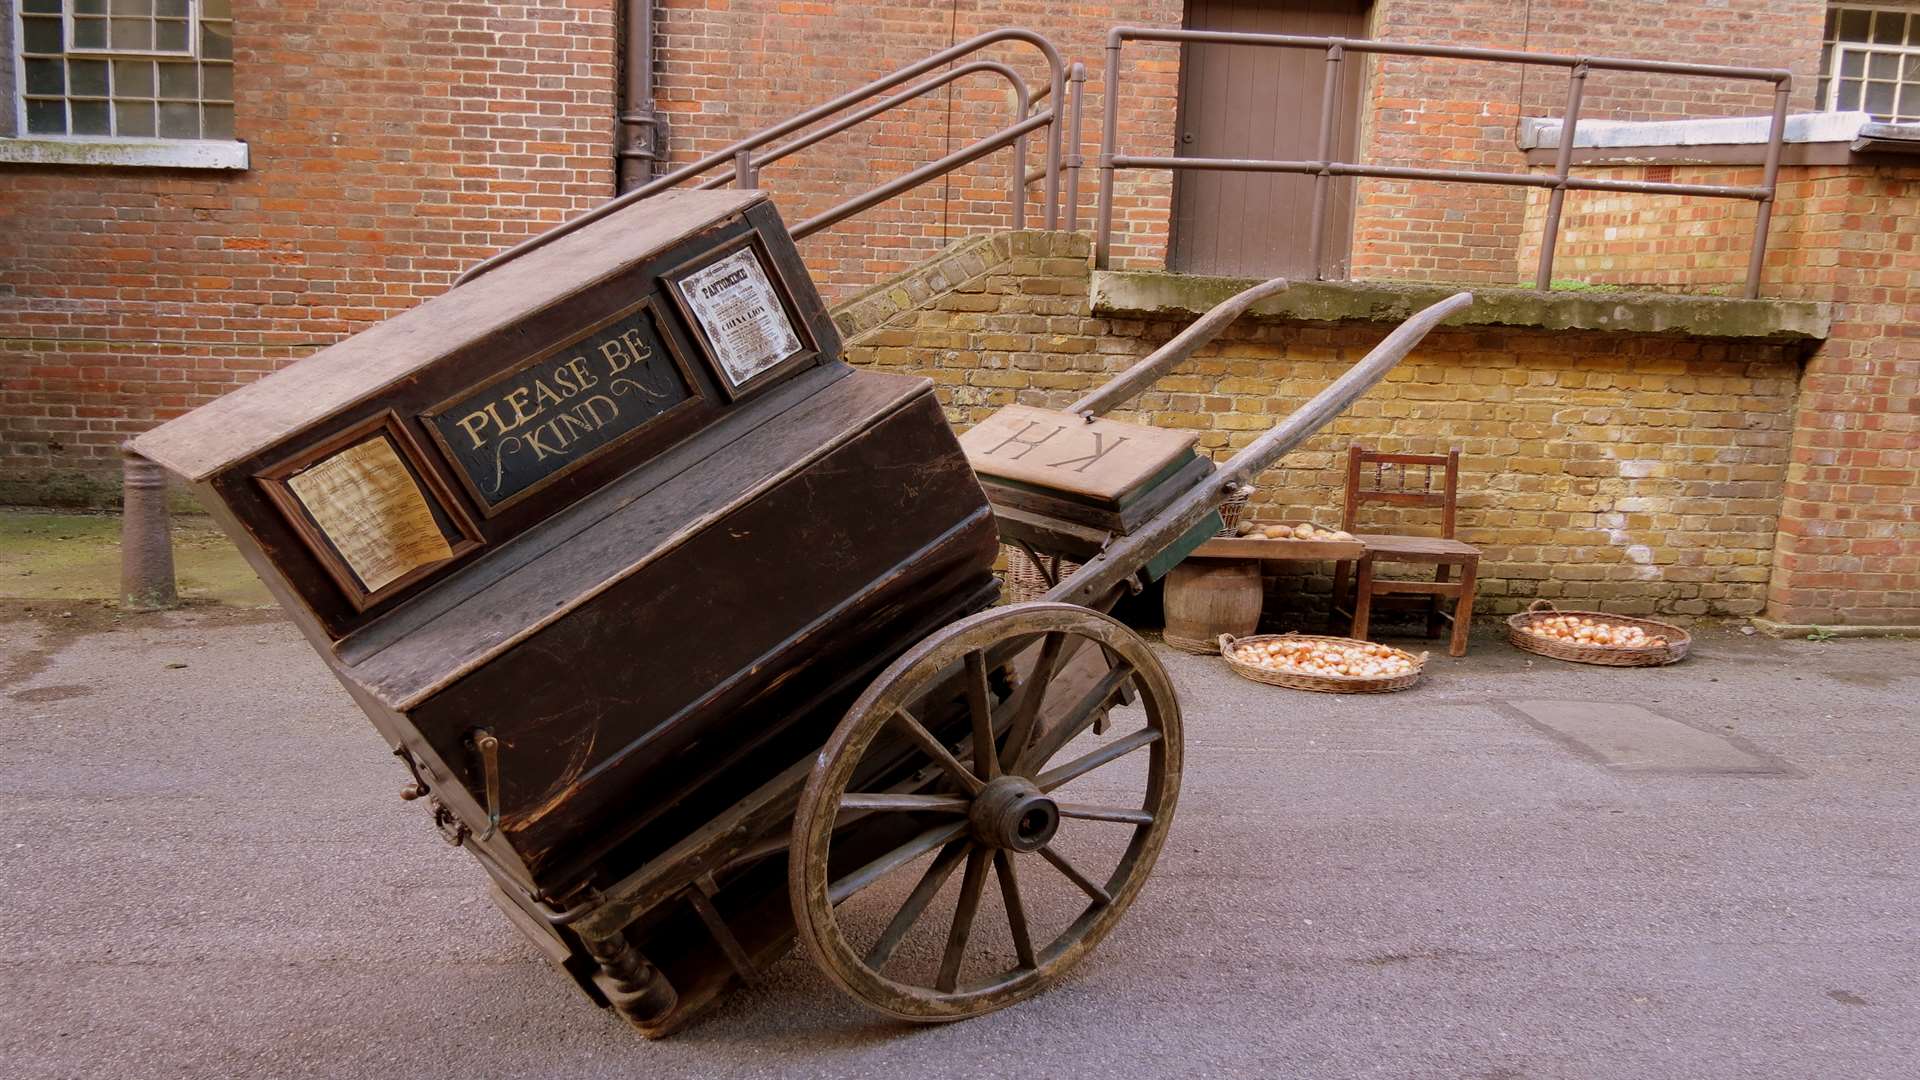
left=790, top=601, right=1182, bottom=1022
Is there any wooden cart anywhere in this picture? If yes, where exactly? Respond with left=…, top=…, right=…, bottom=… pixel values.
left=132, top=189, right=1469, bottom=1036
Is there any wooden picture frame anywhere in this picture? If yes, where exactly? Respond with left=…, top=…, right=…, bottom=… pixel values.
left=417, top=295, right=706, bottom=517
left=664, top=231, right=818, bottom=402
left=256, top=411, right=482, bottom=612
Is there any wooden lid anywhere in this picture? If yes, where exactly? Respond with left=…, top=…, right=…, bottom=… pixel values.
left=960, top=404, right=1198, bottom=506
left=132, top=189, right=768, bottom=482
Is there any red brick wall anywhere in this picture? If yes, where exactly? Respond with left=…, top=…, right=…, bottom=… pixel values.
left=1765, top=167, right=1920, bottom=626
left=0, top=0, right=1850, bottom=504
left=1, top=0, right=615, bottom=503
left=1513, top=164, right=1769, bottom=295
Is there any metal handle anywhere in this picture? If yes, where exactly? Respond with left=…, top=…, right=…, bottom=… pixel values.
left=471, top=729, right=501, bottom=842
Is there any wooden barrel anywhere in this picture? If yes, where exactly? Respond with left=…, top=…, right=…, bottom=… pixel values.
left=1162, top=559, right=1262, bottom=654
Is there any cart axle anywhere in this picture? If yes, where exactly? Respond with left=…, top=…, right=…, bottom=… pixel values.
left=971, top=775, right=1061, bottom=853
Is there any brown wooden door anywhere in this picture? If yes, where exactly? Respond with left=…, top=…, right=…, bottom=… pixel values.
left=1170, top=0, right=1369, bottom=279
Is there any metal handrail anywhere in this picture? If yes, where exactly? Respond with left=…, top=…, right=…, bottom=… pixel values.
left=458, top=28, right=1069, bottom=286
left=1094, top=27, right=1793, bottom=298
left=688, top=61, right=1029, bottom=203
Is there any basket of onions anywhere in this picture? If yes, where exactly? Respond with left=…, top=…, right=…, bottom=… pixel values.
left=1218, top=633, right=1427, bottom=694
left=1506, top=599, right=1690, bottom=667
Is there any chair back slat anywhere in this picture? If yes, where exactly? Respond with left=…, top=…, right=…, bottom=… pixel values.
left=1341, top=445, right=1461, bottom=538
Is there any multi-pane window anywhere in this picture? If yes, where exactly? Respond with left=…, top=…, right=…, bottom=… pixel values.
left=1818, top=3, right=1920, bottom=123
left=15, top=0, right=234, bottom=140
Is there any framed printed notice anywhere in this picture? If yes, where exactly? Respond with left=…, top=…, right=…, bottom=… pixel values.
left=260, top=414, right=479, bottom=608
left=669, top=238, right=808, bottom=397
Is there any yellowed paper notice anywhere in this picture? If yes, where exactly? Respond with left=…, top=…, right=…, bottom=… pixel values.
left=287, top=437, right=453, bottom=593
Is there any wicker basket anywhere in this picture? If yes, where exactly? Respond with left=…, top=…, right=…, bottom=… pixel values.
left=1000, top=544, right=1083, bottom=604
left=1505, top=599, right=1690, bottom=667
left=1218, top=633, right=1426, bottom=694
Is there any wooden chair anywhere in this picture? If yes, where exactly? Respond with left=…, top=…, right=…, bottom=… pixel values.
left=1330, top=445, right=1481, bottom=656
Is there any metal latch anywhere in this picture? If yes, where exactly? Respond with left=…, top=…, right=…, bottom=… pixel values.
left=470, top=728, right=501, bottom=842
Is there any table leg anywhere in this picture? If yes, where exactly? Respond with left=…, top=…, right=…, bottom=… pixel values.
left=1351, top=556, right=1375, bottom=640
left=1428, top=562, right=1451, bottom=638
left=1330, top=558, right=1352, bottom=633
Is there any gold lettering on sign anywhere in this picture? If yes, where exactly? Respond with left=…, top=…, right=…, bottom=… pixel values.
left=487, top=394, right=624, bottom=494
left=434, top=310, right=692, bottom=502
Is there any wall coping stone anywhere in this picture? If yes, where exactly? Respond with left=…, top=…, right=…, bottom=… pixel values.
left=831, top=233, right=1005, bottom=341
left=0, top=136, right=250, bottom=169
left=1091, top=270, right=1832, bottom=342
left=1518, top=111, right=1887, bottom=150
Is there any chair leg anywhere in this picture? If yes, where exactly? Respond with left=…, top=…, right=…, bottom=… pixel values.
left=1448, top=556, right=1479, bottom=657
left=1351, top=557, right=1375, bottom=641
left=1330, top=559, right=1352, bottom=633
left=1428, top=562, right=1452, bottom=638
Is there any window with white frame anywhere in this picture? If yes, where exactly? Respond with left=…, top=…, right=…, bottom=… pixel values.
left=1818, top=3, right=1920, bottom=123
left=13, top=0, right=233, bottom=140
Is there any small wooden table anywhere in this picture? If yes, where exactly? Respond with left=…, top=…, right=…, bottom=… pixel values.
left=1188, top=536, right=1367, bottom=563
left=1163, top=535, right=1368, bottom=651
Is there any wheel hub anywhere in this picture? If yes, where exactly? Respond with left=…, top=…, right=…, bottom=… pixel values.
left=970, top=775, right=1059, bottom=852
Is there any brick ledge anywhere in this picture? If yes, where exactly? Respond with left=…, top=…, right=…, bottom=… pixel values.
left=1092, top=271, right=1831, bottom=342
left=1750, top=618, right=1920, bottom=640
left=831, top=234, right=1007, bottom=342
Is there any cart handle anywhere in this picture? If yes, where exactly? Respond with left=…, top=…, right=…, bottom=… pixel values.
left=1044, top=290, right=1474, bottom=608
left=1069, top=276, right=1291, bottom=419
left=1217, top=290, right=1473, bottom=485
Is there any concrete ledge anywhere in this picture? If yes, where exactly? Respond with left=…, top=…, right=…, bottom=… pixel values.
left=832, top=233, right=1008, bottom=341
left=1518, top=111, right=1877, bottom=150
left=1091, top=271, right=1832, bottom=342
left=0, top=136, right=250, bottom=170
left=1750, top=617, right=1920, bottom=640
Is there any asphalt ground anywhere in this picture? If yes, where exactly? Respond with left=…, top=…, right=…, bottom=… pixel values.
left=2, top=602, right=1916, bottom=1079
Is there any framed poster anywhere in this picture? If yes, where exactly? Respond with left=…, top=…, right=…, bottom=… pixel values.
left=258, top=413, right=481, bottom=609
left=667, top=235, right=812, bottom=398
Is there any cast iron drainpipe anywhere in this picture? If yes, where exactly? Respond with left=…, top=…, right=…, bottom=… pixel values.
left=618, top=0, right=665, bottom=191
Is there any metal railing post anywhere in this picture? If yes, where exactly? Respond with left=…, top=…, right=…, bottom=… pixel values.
left=1012, top=124, right=1029, bottom=230
left=1745, top=80, right=1792, bottom=299
left=120, top=443, right=178, bottom=612
left=1534, top=61, right=1588, bottom=292
left=1043, top=64, right=1065, bottom=229
left=1308, top=43, right=1344, bottom=281
left=1064, top=62, right=1087, bottom=232
left=1094, top=34, right=1123, bottom=268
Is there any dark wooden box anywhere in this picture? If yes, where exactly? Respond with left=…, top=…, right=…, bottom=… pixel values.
left=133, top=190, right=1000, bottom=903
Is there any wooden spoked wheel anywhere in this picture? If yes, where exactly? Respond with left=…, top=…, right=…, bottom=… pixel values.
left=790, top=602, right=1182, bottom=1022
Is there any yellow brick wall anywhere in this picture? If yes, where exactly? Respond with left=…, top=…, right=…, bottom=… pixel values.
left=840, top=231, right=1799, bottom=620
left=1510, top=163, right=1920, bottom=626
